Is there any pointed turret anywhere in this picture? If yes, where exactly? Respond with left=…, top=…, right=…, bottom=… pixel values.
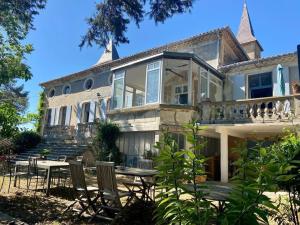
left=237, top=1, right=263, bottom=59
left=96, top=40, right=119, bottom=65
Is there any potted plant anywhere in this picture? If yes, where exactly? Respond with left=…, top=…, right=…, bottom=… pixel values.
left=39, top=148, right=50, bottom=160
left=291, top=81, right=300, bottom=94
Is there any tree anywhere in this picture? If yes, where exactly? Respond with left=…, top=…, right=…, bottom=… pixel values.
left=80, top=0, right=195, bottom=48
left=0, top=0, right=47, bottom=84
left=0, top=0, right=46, bottom=138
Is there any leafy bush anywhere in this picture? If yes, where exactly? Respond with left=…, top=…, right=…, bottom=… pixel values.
left=92, top=121, right=122, bottom=164
left=155, top=122, right=213, bottom=225
left=111, top=200, right=156, bottom=225
left=13, top=131, right=41, bottom=153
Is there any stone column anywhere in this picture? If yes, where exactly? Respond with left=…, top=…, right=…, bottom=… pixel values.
left=220, top=131, right=229, bottom=183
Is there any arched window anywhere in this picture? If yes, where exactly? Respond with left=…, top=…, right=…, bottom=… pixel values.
left=63, top=85, right=71, bottom=94
left=84, top=78, right=94, bottom=90
left=48, top=88, right=55, bottom=97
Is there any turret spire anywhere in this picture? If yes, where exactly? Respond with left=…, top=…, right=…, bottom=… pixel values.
left=96, top=40, right=119, bottom=65
left=236, top=1, right=263, bottom=59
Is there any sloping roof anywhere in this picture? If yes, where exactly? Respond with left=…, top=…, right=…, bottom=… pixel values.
left=236, top=2, right=263, bottom=50
left=40, top=26, right=247, bottom=87
left=219, top=52, right=297, bottom=73
left=95, top=40, right=119, bottom=65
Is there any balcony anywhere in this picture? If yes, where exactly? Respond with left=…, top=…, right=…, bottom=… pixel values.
left=43, top=125, right=76, bottom=140
left=198, top=95, right=300, bottom=124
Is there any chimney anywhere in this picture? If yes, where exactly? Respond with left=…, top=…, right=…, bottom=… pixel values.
left=298, top=45, right=300, bottom=78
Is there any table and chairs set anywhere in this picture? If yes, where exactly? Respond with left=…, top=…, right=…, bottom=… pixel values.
left=0, top=154, right=232, bottom=221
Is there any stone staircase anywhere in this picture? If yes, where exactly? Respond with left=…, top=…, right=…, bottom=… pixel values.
left=14, top=142, right=88, bottom=161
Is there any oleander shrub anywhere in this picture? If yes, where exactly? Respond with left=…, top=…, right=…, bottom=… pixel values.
left=13, top=131, right=41, bottom=153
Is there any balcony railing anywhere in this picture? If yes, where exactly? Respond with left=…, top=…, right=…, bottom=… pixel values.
left=43, top=125, right=76, bottom=139
left=77, top=122, right=98, bottom=138
left=198, top=95, right=299, bottom=124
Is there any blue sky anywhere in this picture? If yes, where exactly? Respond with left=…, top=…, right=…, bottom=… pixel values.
left=24, top=0, right=300, bottom=114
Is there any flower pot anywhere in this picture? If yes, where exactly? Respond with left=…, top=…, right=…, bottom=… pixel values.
left=195, top=175, right=207, bottom=184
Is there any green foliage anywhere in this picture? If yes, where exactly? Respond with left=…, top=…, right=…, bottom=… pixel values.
left=93, top=121, right=122, bottom=164
left=13, top=131, right=41, bottom=153
left=35, top=91, right=45, bottom=133
left=0, top=102, right=20, bottom=138
left=80, top=0, right=194, bottom=48
left=39, top=148, right=50, bottom=156
left=155, top=122, right=213, bottom=225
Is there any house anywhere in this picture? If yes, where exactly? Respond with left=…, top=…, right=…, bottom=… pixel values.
left=40, top=2, right=300, bottom=182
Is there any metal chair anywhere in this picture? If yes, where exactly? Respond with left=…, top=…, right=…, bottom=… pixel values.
left=91, top=161, right=134, bottom=221
left=27, top=157, right=47, bottom=192
left=63, top=161, right=99, bottom=218
left=51, top=155, right=69, bottom=186
left=0, top=156, right=28, bottom=193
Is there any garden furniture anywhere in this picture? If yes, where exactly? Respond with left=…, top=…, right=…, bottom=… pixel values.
left=91, top=161, right=134, bottom=221
left=27, top=156, right=47, bottom=192
left=0, top=156, right=28, bottom=193
left=64, top=161, right=99, bottom=218
left=14, top=159, right=69, bottom=196
left=116, top=167, right=158, bottom=202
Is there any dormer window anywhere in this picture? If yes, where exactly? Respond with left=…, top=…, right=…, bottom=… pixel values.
left=63, top=85, right=71, bottom=94
left=48, top=88, right=55, bottom=98
left=84, top=78, right=94, bottom=90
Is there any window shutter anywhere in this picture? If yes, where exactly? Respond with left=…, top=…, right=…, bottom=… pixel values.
left=54, top=107, right=60, bottom=125
left=88, top=101, right=96, bottom=123
left=65, top=105, right=72, bottom=126
left=76, top=103, right=82, bottom=124
left=50, top=108, right=55, bottom=126
left=100, top=99, right=107, bottom=120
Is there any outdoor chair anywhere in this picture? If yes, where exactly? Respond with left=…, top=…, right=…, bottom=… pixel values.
left=63, top=161, right=99, bottom=218
left=91, top=161, right=134, bottom=221
left=51, top=155, right=69, bottom=187
left=76, top=156, right=83, bottom=162
left=0, top=156, right=28, bottom=193
left=27, top=157, right=47, bottom=192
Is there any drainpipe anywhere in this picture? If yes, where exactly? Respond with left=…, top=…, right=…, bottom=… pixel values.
left=297, top=45, right=300, bottom=79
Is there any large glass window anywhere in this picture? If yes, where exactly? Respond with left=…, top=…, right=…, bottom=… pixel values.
left=146, top=62, right=160, bottom=104
left=112, top=71, right=125, bottom=109
left=200, top=69, right=222, bottom=102
left=60, top=106, right=67, bottom=125
left=248, top=72, right=272, bottom=98
left=163, top=59, right=189, bottom=105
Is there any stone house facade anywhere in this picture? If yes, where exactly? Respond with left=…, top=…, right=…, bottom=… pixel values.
left=40, top=3, right=300, bottom=182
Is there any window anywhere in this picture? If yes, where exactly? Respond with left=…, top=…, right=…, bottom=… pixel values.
left=63, top=85, right=71, bottom=94
left=248, top=72, right=272, bottom=98
left=81, top=102, right=90, bottom=123
left=200, top=69, right=222, bottom=102
left=175, top=84, right=188, bottom=104
left=146, top=62, right=160, bottom=104
left=112, top=71, right=125, bottom=109
left=60, top=106, right=67, bottom=125
left=84, top=78, right=94, bottom=90
left=46, top=109, right=52, bottom=126
left=48, top=88, right=55, bottom=97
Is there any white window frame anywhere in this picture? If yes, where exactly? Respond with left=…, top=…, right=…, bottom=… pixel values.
left=112, top=71, right=125, bottom=109
left=145, top=61, right=161, bottom=105
left=174, top=84, right=188, bottom=105
left=199, top=68, right=222, bottom=102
